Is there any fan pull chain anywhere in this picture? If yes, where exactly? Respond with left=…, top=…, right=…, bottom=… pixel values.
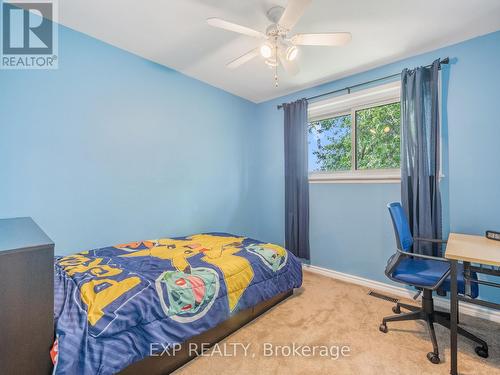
left=274, top=44, right=279, bottom=87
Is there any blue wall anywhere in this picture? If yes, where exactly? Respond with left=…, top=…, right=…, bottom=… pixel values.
left=0, top=25, right=259, bottom=254
left=1, top=21, right=499, bottom=301
left=255, top=31, right=500, bottom=302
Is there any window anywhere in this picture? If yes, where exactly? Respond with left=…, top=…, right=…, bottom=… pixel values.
left=307, top=82, right=401, bottom=182
left=355, top=102, right=401, bottom=170
left=308, top=113, right=352, bottom=172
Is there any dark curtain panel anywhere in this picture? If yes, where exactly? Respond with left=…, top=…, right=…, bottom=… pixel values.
left=401, top=59, right=442, bottom=256
left=283, top=98, right=310, bottom=260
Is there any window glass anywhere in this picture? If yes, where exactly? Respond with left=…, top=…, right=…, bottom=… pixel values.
left=355, top=102, right=401, bottom=170
left=308, top=114, right=352, bottom=172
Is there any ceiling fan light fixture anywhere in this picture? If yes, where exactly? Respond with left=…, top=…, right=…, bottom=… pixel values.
left=208, top=2, right=352, bottom=86
left=260, top=43, right=273, bottom=58
left=265, top=57, right=278, bottom=67
left=286, top=45, right=299, bottom=61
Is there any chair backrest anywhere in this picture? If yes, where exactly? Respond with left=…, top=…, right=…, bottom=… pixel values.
left=387, top=202, right=413, bottom=252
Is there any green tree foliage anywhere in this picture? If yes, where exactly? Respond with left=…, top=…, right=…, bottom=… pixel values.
left=308, top=102, right=400, bottom=171
left=309, top=114, right=352, bottom=171
left=356, top=102, right=401, bottom=169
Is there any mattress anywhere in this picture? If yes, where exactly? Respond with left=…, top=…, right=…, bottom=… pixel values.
left=53, top=232, right=302, bottom=374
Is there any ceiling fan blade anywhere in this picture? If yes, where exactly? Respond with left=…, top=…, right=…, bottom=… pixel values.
left=291, top=32, right=352, bottom=46
left=278, top=48, right=300, bottom=76
left=207, top=18, right=265, bottom=39
left=227, top=48, right=260, bottom=69
left=278, top=0, right=312, bottom=30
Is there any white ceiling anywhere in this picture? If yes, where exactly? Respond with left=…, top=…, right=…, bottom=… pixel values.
left=58, top=0, right=500, bottom=103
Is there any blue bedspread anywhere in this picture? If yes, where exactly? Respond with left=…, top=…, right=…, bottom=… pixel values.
left=53, top=233, right=302, bottom=374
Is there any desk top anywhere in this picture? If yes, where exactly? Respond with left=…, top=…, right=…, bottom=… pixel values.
left=445, top=233, right=500, bottom=266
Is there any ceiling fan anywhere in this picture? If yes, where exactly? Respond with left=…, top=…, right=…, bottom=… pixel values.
left=207, top=0, right=352, bottom=87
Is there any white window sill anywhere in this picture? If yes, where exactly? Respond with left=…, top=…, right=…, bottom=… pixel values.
left=309, top=170, right=401, bottom=184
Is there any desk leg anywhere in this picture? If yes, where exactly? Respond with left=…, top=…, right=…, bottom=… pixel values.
left=450, top=260, right=458, bottom=375
left=463, top=261, right=471, bottom=297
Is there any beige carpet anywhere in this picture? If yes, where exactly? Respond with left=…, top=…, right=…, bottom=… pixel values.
left=176, top=271, right=499, bottom=375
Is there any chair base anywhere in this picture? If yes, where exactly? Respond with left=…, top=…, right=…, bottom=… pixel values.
left=379, top=290, right=488, bottom=364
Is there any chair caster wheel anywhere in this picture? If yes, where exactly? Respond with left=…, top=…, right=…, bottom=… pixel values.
left=392, top=305, right=401, bottom=314
left=427, top=352, right=440, bottom=364
left=379, top=323, right=388, bottom=333
left=475, top=346, right=488, bottom=358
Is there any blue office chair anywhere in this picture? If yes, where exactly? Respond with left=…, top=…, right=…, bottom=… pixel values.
left=380, top=202, right=488, bottom=364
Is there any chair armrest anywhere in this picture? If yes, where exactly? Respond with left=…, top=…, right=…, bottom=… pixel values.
left=414, top=237, right=447, bottom=244
left=395, top=248, right=449, bottom=262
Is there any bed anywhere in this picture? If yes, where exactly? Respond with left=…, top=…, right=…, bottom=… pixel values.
left=52, top=232, right=302, bottom=374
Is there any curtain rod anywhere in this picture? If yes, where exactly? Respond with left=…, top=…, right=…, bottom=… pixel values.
left=277, top=57, right=449, bottom=110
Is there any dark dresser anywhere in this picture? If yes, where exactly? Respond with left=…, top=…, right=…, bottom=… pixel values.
left=0, top=217, right=54, bottom=375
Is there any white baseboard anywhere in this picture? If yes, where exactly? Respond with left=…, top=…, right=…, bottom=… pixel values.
left=303, top=264, right=500, bottom=324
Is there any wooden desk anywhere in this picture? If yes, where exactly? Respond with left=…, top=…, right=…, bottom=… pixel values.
left=445, top=233, right=500, bottom=375
left=446, top=233, right=500, bottom=266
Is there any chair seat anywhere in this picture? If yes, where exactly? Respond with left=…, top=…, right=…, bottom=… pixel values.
left=391, top=257, right=478, bottom=297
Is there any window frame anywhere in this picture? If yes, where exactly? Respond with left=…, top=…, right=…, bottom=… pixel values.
left=308, top=82, right=401, bottom=184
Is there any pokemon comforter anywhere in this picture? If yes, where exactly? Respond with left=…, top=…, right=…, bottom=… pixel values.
left=53, top=232, right=302, bottom=374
